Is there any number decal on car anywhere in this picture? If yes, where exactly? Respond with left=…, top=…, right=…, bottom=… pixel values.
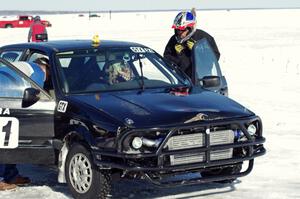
left=0, top=117, right=19, bottom=149
left=57, top=101, right=68, bottom=113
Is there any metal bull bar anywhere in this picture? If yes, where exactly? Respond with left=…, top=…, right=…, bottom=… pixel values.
left=93, top=116, right=266, bottom=181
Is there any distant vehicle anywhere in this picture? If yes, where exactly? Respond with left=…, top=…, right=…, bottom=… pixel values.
left=89, top=13, right=101, bottom=18
left=0, top=15, right=52, bottom=28
left=0, top=39, right=265, bottom=199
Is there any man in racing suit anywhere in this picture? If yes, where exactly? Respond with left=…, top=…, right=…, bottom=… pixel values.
left=164, top=10, right=220, bottom=78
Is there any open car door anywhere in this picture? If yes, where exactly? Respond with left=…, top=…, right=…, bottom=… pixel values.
left=192, top=38, right=228, bottom=96
left=0, top=58, right=55, bottom=164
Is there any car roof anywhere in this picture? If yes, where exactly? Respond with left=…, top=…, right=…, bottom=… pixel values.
left=0, top=40, right=147, bottom=54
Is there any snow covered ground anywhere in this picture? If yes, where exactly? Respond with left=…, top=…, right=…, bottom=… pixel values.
left=1, top=9, right=300, bottom=199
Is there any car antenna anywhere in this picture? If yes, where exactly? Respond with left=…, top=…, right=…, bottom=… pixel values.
left=138, top=54, right=145, bottom=91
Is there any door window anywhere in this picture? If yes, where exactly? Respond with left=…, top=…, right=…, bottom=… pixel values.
left=28, top=52, right=48, bottom=63
left=0, top=61, right=31, bottom=98
left=193, top=38, right=222, bottom=80
left=19, top=16, right=29, bottom=21
left=0, top=51, right=23, bottom=62
left=192, top=39, right=228, bottom=95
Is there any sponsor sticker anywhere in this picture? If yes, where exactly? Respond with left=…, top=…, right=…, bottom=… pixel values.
left=124, top=118, right=134, bottom=125
left=130, top=47, right=154, bottom=53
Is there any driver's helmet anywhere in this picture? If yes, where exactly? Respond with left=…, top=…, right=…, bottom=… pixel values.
left=107, top=61, right=132, bottom=84
left=172, top=11, right=197, bottom=43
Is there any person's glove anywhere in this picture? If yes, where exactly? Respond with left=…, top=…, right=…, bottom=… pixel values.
left=186, top=38, right=196, bottom=50
left=175, top=44, right=185, bottom=55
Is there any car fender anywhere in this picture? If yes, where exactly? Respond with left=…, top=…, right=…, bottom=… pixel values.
left=57, top=125, right=96, bottom=183
left=58, top=142, right=68, bottom=183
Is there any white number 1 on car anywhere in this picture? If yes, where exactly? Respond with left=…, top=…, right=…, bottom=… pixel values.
left=0, top=117, right=19, bottom=149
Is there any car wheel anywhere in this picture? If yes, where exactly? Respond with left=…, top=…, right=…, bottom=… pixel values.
left=5, top=24, right=13, bottom=28
left=201, top=164, right=242, bottom=183
left=66, top=143, right=111, bottom=199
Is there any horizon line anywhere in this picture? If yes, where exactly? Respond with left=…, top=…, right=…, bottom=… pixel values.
left=1, top=7, right=300, bottom=14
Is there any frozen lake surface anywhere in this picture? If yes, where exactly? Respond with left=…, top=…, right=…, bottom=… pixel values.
left=1, top=9, right=300, bottom=199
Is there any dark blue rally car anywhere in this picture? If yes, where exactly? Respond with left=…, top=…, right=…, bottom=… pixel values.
left=0, top=39, right=265, bottom=199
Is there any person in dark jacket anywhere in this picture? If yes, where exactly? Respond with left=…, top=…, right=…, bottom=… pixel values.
left=28, top=16, right=48, bottom=42
left=164, top=10, right=220, bottom=78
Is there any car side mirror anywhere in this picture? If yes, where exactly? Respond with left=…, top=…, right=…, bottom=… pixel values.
left=22, top=88, right=40, bottom=108
left=199, top=76, right=221, bottom=88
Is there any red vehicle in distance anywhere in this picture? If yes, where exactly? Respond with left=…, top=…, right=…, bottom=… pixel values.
left=0, top=15, right=51, bottom=28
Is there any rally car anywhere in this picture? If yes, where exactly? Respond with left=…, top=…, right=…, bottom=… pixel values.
left=0, top=39, right=265, bottom=199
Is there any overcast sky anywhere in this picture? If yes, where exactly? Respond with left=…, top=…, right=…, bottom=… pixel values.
left=0, top=0, right=299, bottom=11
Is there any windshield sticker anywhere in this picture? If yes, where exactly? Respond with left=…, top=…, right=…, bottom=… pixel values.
left=57, top=101, right=68, bottom=113
left=0, top=117, right=19, bottom=149
left=130, top=47, right=155, bottom=53
left=0, top=108, right=10, bottom=115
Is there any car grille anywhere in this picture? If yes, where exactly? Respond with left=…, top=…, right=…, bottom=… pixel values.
left=167, top=133, right=204, bottom=150
left=168, top=129, right=234, bottom=166
left=210, top=130, right=235, bottom=145
left=170, top=152, right=205, bottom=166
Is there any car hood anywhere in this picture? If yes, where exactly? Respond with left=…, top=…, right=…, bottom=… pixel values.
left=71, top=89, right=254, bottom=128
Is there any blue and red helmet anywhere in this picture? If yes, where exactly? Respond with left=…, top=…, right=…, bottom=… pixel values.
left=172, top=11, right=196, bottom=30
left=172, top=11, right=197, bottom=43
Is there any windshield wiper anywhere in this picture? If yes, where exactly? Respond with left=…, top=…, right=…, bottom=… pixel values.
left=138, top=54, right=145, bottom=91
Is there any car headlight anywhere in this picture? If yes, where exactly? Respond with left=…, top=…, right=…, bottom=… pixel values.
left=132, top=137, right=143, bottom=149
left=247, top=124, right=257, bottom=136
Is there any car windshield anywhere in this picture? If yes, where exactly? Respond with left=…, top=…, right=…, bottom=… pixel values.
left=55, top=47, right=189, bottom=94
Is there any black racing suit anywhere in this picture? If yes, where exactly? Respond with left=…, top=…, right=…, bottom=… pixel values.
left=163, top=29, right=220, bottom=78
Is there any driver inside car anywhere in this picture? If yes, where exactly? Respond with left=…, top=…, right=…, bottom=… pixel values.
left=106, top=54, right=133, bottom=85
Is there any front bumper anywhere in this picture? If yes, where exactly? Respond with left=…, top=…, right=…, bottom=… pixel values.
left=92, top=116, right=266, bottom=185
